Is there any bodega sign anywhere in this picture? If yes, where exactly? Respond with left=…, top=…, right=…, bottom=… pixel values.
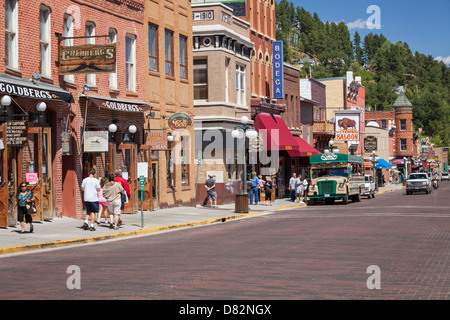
left=272, top=41, right=284, bottom=99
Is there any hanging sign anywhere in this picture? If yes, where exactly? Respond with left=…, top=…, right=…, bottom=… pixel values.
left=364, top=136, right=378, bottom=153
left=272, top=41, right=284, bottom=99
left=335, top=113, right=360, bottom=141
left=145, top=131, right=168, bottom=150
left=83, top=131, right=109, bottom=153
left=168, top=113, right=192, bottom=131
left=59, top=43, right=116, bottom=75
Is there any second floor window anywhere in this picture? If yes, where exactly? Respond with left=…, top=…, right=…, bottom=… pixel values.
left=236, top=64, right=245, bottom=106
left=400, top=119, right=407, bottom=131
left=63, top=14, right=74, bottom=83
left=109, top=29, right=117, bottom=89
left=194, top=59, right=208, bottom=100
left=126, top=34, right=136, bottom=91
left=179, top=35, right=187, bottom=79
left=381, top=120, right=386, bottom=128
left=400, top=139, right=407, bottom=151
left=165, top=29, right=174, bottom=76
left=5, top=0, right=18, bottom=69
left=148, top=24, right=158, bottom=72
left=85, top=22, right=96, bottom=86
left=39, top=6, right=51, bottom=77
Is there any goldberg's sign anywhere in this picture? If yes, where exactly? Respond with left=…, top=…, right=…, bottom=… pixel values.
left=168, top=113, right=192, bottom=131
left=88, top=97, right=150, bottom=113
left=0, top=80, right=74, bottom=103
left=335, top=113, right=360, bottom=141
left=272, top=41, right=284, bottom=99
left=59, top=43, right=116, bottom=75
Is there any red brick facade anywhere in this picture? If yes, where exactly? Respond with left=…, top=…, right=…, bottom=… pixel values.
left=0, top=0, right=146, bottom=221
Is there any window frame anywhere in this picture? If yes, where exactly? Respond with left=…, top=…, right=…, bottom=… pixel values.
left=193, top=59, right=208, bottom=101
left=165, top=29, right=174, bottom=76
left=400, top=138, right=408, bottom=151
left=236, top=63, right=246, bottom=106
left=148, top=23, right=159, bottom=72
left=125, top=34, right=136, bottom=92
left=39, top=5, right=51, bottom=78
left=5, top=0, right=19, bottom=70
left=63, top=14, right=74, bottom=83
left=85, top=21, right=96, bottom=87
left=180, top=136, right=190, bottom=186
left=109, top=28, right=118, bottom=90
left=179, top=34, right=188, bottom=79
left=400, top=119, right=407, bottom=131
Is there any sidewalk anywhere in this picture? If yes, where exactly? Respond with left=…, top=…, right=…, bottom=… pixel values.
left=0, top=184, right=404, bottom=255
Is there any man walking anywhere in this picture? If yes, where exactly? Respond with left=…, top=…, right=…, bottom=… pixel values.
left=250, top=172, right=259, bottom=205
left=81, top=169, right=101, bottom=231
left=289, top=173, right=297, bottom=201
left=205, top=175, right=217, bottom=208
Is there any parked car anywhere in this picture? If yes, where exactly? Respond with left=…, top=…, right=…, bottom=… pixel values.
left=364, top=175, right=376, bottom=198
left=406, top=173, right=431, bottom=195
left=442, top=172, right=449, bottom=181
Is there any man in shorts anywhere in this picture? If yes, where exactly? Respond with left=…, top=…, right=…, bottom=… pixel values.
left=81, top=169, right=101, bottom=231
left=205, top=175, right=217, bottom=208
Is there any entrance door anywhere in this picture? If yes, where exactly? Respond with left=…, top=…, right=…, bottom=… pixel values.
left=117, top=144, right=137, bottom=213
left=0, top=126, right=7, bottom=227
left=151, top=162, right=159, bottom=210
left=22, top=127, right=53, bottom=222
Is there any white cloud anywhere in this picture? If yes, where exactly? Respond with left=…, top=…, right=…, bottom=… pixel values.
left=435, top=55, right=450, bottom=65
left=346, top=18, right=368, bottom=30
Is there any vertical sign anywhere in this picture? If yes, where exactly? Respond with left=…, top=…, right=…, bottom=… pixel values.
left=272, top=41, right=284, bottom=99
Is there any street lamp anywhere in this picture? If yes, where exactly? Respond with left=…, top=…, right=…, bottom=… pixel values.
left=231, top=116, right=257, bottom=196
left=372, top=150, right=379, bottom=190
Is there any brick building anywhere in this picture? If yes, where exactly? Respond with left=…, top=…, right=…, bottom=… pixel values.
left=0, top=0, right=150, bottom=226
left=144, top=0, right=195, bottom=209
left=191, top=2, right=253, bottom=205
left=365, top=91, right=415, bottom=175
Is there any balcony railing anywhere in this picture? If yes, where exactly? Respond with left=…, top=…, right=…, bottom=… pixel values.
left=313, top=120, right=335, bottom=135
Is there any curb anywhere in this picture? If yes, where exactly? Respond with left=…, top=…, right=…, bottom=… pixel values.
left=275, top=203, right=307, bottom=211
left=0, top=211, right=263, bottom=256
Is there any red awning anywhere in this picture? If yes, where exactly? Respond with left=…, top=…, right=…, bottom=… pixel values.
left=253, top=113, right=299, bottom=151
left=287, top=136, right=321, bottom=157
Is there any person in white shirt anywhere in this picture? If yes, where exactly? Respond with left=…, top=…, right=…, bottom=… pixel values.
left=81, top=169, right=101, bottom=231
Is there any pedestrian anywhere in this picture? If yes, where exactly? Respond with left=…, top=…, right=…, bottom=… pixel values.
left=302, top=177, right=309, bottom=202
left=10, top=182, right=35, bottom=233
left=81, top=168, right=101, bottom=231
left=295, top=176, right=303, bottom=203
left=96, top=177, right=110, bottom=225
left=289, top=173, right=297, bottom=201
left=250, top=172, right=259, bottom=205
left=102, top=174, right=125, bottom=229
left=115, top=169, right=131, bottom=213
left=257, top=175, right=265, bottom=203
left=264, top=176, right=273, bottom=206
left=205, top=175, right=217, bottom=208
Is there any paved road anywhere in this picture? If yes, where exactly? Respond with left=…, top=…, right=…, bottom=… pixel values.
left=0, top=181, right=448, bottom=301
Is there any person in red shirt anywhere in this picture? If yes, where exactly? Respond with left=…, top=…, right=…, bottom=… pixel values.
left=114, top=169, right=131, bottom=211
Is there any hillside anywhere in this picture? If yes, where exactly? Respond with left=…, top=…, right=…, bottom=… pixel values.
left=276, top=0, right=450, bottom=147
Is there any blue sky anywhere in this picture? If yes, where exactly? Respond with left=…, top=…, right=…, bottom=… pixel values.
left=288, top=0, right=450, bottom=64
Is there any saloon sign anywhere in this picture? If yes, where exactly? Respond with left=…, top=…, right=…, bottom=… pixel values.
left=168, top=113, right=192, bottom=131
left=335, top=113, right=360, bottom=141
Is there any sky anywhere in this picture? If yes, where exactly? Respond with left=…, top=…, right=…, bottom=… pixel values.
left=288, top=0, right=450, bottom=64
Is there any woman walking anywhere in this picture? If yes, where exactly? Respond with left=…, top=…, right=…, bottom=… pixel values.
left=10, top=182, right=35, bottom=233
left=102, top=174, right=124, bottom=229
left=264, top=176, right=273, bottom=206
left=96, top=177, right=110, bottom=225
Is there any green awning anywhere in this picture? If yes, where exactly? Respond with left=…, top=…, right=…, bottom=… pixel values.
left=310, top=153, right=364, bottom=164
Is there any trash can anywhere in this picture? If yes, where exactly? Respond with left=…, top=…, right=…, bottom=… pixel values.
left=235, top=194, right=249, bottom=213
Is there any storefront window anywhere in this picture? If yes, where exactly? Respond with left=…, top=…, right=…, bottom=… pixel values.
left=181, top=136, right=189, bottom=186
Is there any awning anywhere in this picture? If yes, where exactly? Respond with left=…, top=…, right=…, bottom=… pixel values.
left=84, top=95, right=151, bottom=113
left=288, top=136, right=321, bottom=157
left=377, top=158, right=392, bottom=169
left=253, top=113, right=299, bottom=151
left=0, top=73, right=74, bottom=103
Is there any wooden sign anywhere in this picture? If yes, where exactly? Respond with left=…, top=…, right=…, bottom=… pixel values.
left=145, top=131, right=168, bottom=150
left=168, top=113, right=192, bottom=131
left=364, top=136, right=378, bottom=153
left=5, top=120, right=28, bottom=147
left=59, top=43, right=116, bottom=75
left=83, top=131, right=109, bottom=153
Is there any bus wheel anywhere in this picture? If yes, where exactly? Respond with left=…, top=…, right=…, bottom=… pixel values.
left=342, top=194, right=349, bottom=204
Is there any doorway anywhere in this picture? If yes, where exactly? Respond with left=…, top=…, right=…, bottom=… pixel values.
left=0, top=126, right=7, bottom=227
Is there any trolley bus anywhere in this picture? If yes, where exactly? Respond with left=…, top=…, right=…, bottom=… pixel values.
left=307, top=153, right=365, bottom=205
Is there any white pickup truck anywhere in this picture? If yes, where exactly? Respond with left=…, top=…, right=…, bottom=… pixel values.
left=364, top=175, right=376, bottom=198
left=406, top=173, right=431, bottom=195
